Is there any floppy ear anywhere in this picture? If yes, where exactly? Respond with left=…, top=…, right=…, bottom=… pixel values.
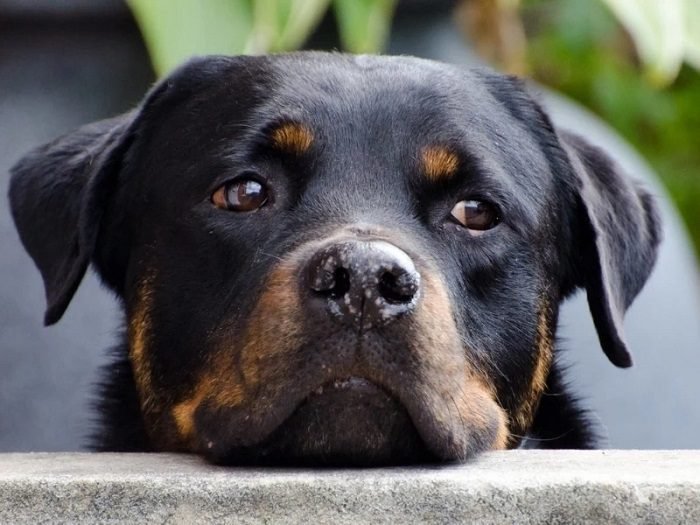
left=7, top=55, right=207, bottom=326
left=8, top=113, right=138, bottom=326
left=474, top=70, right=661, bottom=367
left=9, top=55, right=252, bottom=326
left=8, top=55, right=189, bottom=326
left=561, top=130, right=662, bottom=368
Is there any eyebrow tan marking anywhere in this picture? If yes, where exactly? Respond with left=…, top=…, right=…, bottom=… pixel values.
left=421, top=145, right=460, bottom=182
left=269, top=122, right=314, bottom=154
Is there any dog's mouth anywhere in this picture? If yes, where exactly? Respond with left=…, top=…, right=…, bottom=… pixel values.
left=193, top=360, right=509, bottom=466
left=308, top=376, right=380, bottom=397
left=199, top=375, right=434, bottom=466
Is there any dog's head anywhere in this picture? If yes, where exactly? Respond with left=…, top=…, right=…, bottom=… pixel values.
left=9, top=53, right=660, bottom=465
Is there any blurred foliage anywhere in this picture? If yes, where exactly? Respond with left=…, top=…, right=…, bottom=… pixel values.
left=599, top=0, right=700, bottom=86
left=127, top=0, right=396, bottom=76
left=334, top=0, right=397, bottom=54
left=519, top=0, right=700, bottom=253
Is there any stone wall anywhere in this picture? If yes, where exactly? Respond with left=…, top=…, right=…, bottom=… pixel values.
left=1, top=451, right=698, bottom=523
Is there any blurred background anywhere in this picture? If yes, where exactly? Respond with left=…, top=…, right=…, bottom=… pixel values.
left=1, top=0, right=699, bottom=452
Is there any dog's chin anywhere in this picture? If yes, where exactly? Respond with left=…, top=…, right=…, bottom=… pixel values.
left=204, top=377, right=434, bottom=467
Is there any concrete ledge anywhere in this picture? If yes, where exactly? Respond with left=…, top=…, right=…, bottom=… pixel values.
left=0, top=451, right=698, bottom=524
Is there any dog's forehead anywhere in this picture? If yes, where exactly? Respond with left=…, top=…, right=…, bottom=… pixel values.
left=252, top=54, right=557, bottom=205
left=273, top=53, right=471, bottom=99
left=265, top=54, right=498, bottom=134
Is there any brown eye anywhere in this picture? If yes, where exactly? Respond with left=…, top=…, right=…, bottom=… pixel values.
left=212, top=177, right=269, bottom=212
left=450, top=200, right=499, bottom=233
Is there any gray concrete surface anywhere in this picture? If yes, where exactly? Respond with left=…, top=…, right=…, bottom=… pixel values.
left=0, top=451, right=699, bottom=523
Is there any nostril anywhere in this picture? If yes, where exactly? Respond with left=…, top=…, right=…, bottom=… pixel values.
left=378, top=269, right=418, bottom=304
left=309, top=261, right=351, bottom=299
left=330, top=267, right=351, bottom=298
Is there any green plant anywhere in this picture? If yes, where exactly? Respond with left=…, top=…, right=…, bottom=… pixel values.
left=599, top=0, right=700, bottom=86
left=126, top=0, right=397, bottom=76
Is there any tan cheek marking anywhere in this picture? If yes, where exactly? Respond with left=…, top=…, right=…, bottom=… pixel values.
left=421, top=146, right=459, bottom=182
left=508, top=302, right=554, bottom=446
left=457, top=378, right=510, bottom=451
left=270, top=123, right=314, bottom=155
left=172, top=389, right=206, bottom=445
left=465, top=377, right=509, bottom=451
left=128, top=274, right=157, bottom=418
left=170, top=261, right=304, bottom=444
left=532, top=305, right=554, bottom=394
left=491, top=413, right=510, bottom=450
left=237, top=262, right=304, bottom=390
left=171, top=373, right=246, bottom=446
left=412, top=271, right=509, bottom=453
left=130, top=272, right=195, bottom=451
left=412, top=272, right=489, bottom=379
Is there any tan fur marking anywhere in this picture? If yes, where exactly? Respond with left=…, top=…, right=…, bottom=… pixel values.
left=507, top=302, right=554, bottom=446
left=491, top=414, right=510, bottom=450
left=171, top=262, right=303, bottom=444
left=421, top=146, right=459, bottom=182
left=270, top=122, right=314, bottom=155
left=170, top=371, right=246, bottom=446
left=413, top=270, right=509, bottom=454
left=172, top=389, right=206, bottom=444
left=532, top=306, right=554, bottom=395
left=130, top=271, right=192, bottom=450
left=461, top=378, right=510, bottom=451
left=128, top=274, right=157, bottom=417
left=238, top=261, right=304, bottom=389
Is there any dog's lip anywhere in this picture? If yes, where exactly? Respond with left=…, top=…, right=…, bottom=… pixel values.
left=197, top=371, right=470, bottom=461
left=308, top=376, right=381, bottom=397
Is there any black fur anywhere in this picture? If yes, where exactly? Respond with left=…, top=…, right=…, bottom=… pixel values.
left=8, top=53, right=660, bottom=465
left=91, top=341, right=151, bottom=452
left=525, top=361, right=598, bottom=449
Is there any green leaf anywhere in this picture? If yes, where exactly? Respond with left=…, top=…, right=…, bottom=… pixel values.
left=684, top=0, right=700, bottom=70
left=126, top=0, right=253, bottom=76
left=599, top=0, right=685, bottom=86
left=333, top=0, right=397, bottom=54
left=245, top=0, right=330, bottom=54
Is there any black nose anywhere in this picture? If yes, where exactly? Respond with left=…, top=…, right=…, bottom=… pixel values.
left=304, top=240, right=420, bottom=329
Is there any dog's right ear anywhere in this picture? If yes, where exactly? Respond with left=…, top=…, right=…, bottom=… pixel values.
left=8, top=56, right=232, bottom=326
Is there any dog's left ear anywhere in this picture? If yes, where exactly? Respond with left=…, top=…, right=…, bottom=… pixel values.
left=8, top=56, right=230, bottom=325
left=561, top=130, right=662, bottom=368
left=9, top=114, right=136, bottom=326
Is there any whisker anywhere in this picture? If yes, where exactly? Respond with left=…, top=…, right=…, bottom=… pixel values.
left=511, top=429, right=574, bottom=443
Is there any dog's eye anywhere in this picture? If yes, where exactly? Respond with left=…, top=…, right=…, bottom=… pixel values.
left=450, top=200, right=499, bottom=233
left=212, top=177, right=269, bottom=212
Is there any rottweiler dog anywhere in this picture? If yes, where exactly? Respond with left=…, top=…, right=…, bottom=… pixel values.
left=9, top=53, right=660, bottom=466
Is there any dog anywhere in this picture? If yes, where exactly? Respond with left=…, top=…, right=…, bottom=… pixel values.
left=8, top=52, right=660, bottom=466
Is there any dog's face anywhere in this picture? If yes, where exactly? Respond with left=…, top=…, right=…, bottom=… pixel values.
left=9, top=53, right=660, bottom=465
